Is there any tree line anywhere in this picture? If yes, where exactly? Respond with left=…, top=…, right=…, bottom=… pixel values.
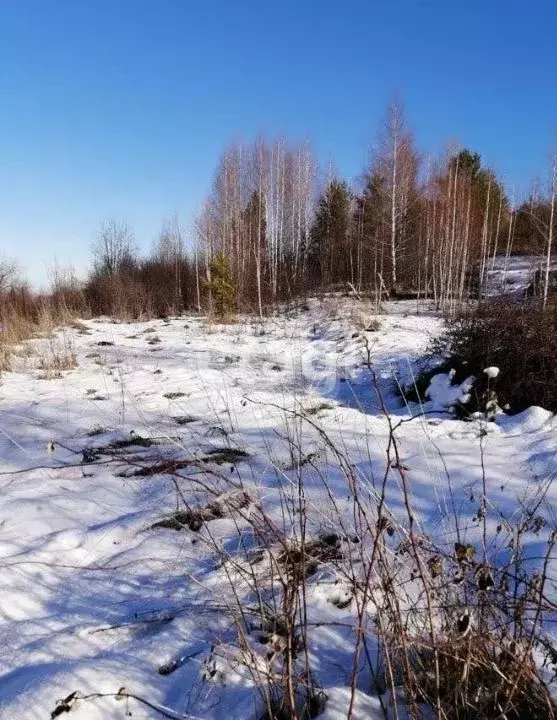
left=193, top=100, right=556, bottom=316
left=3, top=98, right=555, bottom=323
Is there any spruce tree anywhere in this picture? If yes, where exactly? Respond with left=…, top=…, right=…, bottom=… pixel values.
left=205, top=253, right=236, bottom=319
left=309, top=179, right=352, bottom=287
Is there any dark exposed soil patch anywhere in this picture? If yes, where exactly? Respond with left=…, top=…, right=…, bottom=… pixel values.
left=173, top=415, right=198, bottom=425
left=277, top=533, right=346, bottom=578
left=81, top=434, right=181, bottom=462
left=119, top=447, right=249, bottom=477
left=151, top=489, right=252, bottom=531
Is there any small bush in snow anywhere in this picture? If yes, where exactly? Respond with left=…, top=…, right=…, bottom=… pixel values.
left=427, top=299, right=557, bottom=415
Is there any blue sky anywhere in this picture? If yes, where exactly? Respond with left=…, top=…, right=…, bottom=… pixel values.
left=1, top=0, right=555, bottom=287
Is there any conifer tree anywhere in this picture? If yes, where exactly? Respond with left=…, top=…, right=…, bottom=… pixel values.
left=205, top=253, right=236, bottom=319
left=309, top=179, right=352, bottom=286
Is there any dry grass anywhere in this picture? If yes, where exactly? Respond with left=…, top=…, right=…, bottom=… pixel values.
left=0, top=317, right=37, bottom=370
left=35, top=327, right=78, bottom=379
left=348, top=302, right=381, bottom=332
left=37, top=348, right=78, bottom=379
left=191, top=392, right=557, bottom=720
left=0, top=290, right=85, bottom=374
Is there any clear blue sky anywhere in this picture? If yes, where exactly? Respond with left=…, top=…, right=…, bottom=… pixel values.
left=1, top=0, right=555, bottom=287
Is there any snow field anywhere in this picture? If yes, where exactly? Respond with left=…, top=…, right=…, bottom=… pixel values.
left=0, top=298, right=555, bottom=719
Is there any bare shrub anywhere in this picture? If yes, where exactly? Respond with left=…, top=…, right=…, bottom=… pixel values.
left=196, top=395, right=557, bottom=719
left=85, top=274, right=148, bottom=320
left=425, top=298, right=557, bottom=414
left=48, top=263, right=89, bottom=319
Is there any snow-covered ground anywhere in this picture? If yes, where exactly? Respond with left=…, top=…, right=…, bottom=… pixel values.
left=0, top=298, right=556, bottom=719
left=484, top=254, right=557, bottom=297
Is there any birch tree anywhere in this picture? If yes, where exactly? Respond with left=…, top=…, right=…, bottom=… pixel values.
left=372, top=99, right=420, bottom=292
left=544, top=152, right=556, bottom=306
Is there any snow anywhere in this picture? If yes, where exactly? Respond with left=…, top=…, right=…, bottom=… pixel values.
left=484, top=254, right=557, bottom=297
left=424, top=369, right=475, bottom=411
left=496, top=405, right=555, bottom=435
left=0, top=298, right=556, bottom=719
left=483, top=366, right=499, bottom=379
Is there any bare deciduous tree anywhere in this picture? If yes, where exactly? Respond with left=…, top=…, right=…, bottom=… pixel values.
left=544, top=151, right=556, bottom=306
left=92, top=219, right=137, bottom=277
left=153, top=214, right=185, bottom=313
left=0, top=257, right=20, bottom=293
